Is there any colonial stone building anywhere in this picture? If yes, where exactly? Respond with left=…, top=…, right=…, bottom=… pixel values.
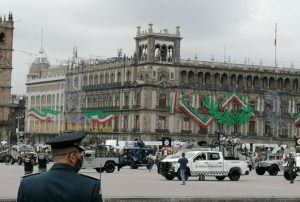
left=24, top=24, right=300, bottom=146
left=0, top=13, right=14, bottom=142
left=65, top=24, right=299, bottom=146
left=25, top=48, right=66, bottom=144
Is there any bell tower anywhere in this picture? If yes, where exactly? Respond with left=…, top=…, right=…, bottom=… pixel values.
left=0, top=12, right=14, bottom=141
left=134, top=24, right=182, bottom=63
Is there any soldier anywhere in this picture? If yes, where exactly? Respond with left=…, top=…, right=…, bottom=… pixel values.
left=23, top=152, right=35, bottom=175
left=17, top=132, right=102, bottom=202
left=37, top=147, right=48, bottom=172
left=287, top=153, right=296, bottom=184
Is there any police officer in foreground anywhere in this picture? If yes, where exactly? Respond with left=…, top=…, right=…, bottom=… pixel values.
left=17, top=132, right=102, bottom=202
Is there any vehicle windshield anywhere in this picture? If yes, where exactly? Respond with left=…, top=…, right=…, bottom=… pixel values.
left=18, top=146, right=34, bottom=152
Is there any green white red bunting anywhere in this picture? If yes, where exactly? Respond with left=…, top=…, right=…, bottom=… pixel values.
left=179, top=98, right=214, bottom=128
left=82, top=111, right=116, bottom=124
left=175, top=91, right=255, bottom=128
left=294, top=114, right=300, bottom=127
left=27, top=108, right=61, bottom=122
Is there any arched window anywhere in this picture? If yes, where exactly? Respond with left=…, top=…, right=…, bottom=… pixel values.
left=180, top=71, right=187, bottom=83
left=237, top=75, right=244, bottom=88
left=197, top=72, right=203, bottom=84
left=94, top=75, right=98, bottom=85
left=247, top=76, right=252, bottom=88
left=269, top=77, right=275, bottom=89
left=293, top=79, right=299, bottom=91
left=117, top=72, right=121, bottom=83
left=111, top=73, right=115, bottom=83
left=230, top=74, right=236, bottom=86
left=262, top=77, right=268, bottom=88
left=284, top=78, right=290, bottom=90
left=278, top=78, right=283, bottom=90
left=205, top=72, right=211, bottom=84
left=221, top=74, right=228, bottom=85
left=126, top=71, right=131, bottom=81
left=253, top=76, right=259, bottom=88
left=188, top=71, right=195, bottom=84
left=214, top=73, right=220, bottom=85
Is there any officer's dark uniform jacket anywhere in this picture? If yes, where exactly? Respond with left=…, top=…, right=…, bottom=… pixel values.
left=17, top=163, right=101, bottom=202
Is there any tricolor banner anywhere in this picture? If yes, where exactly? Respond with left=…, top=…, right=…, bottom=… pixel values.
left=82, top=111, right=117, bottom=124
left=27, top=108, right=62, bottom=122
left=178, top=98, right=214, bottom=128
left=169, top=90, right=178, bottom=114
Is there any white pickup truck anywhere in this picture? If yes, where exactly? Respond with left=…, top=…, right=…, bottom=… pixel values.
left=159, top=150, right=249, bottom=181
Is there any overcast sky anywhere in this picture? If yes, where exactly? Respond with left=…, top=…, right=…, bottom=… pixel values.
left=2, top=0, right=300, bottom=94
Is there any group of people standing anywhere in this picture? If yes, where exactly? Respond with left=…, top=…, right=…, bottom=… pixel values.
left=23, top=147, right=48, bottom=175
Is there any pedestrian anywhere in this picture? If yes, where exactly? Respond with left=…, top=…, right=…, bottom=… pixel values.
left=37, top=147, right=48, bottom=173
left=247, top=156, right=253, bottom=171
left=147, top=154, right=154, bottom=172
left=17, top=132, right=102, bottom=202
left=287, top=153, right=296, bottom=184
left=23, top=152, right=35, bottom=175
left=178, top=152, right=188, bottom=185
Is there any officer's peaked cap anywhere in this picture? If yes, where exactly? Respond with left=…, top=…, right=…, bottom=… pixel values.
left=46, top=132, right=86, bottom=151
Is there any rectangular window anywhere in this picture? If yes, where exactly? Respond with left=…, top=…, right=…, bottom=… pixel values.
left=158, top=116, right=166, bottom=129
left=249, top=121, right=255, bottom=134
left=249, top=100, right=256, bottom=111
left=135, top=115, right=140, bottom=129
left=183, top=117, right=190, bottom=131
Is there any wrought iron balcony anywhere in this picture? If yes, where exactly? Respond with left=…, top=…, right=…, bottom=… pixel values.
left=155, top=129, right=169, bottom=133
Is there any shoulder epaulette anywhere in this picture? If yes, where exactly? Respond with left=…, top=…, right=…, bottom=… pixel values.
left=21, top=172, right=41, bottom=178
left=79, top=173, right=100, bottom=181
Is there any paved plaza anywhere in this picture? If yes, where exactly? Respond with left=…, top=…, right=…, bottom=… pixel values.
left=0, top=162, right=300, bottom=201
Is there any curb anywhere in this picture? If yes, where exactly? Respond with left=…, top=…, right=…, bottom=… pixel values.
left=2, top=198, right=300, bottom=202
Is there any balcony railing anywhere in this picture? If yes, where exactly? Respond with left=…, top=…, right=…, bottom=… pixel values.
left=132, top=105, right=141, bottom=109
left=155, top=129, right=169, bottom=133
left=131, top=128, right=140, bottom=133
left=247, top=132, right=257, bottom=137
left=181, top=130, right=192, bottom=134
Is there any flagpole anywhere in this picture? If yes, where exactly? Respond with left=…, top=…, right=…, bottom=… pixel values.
left=275, top=22, right=277, bottom=67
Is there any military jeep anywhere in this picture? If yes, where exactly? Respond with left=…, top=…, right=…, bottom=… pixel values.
left=255, top=153, right=283, bottom=176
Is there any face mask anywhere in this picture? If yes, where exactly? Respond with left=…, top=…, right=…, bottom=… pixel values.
left=73, top=156, right=83, bottom=172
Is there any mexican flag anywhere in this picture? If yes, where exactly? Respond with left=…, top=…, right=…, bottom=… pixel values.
left=169, top=90, right=178, bottom=114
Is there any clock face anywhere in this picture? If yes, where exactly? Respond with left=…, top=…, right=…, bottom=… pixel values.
left=297, top=138, right=300, bottom=145
left=164, top=140, right=169, bottom=146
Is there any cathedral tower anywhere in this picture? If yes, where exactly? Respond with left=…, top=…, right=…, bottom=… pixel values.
left=0, top=13, right=14, bottom=141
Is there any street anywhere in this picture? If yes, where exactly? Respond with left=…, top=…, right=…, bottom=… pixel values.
left=0, top=162, right=300, bottom=200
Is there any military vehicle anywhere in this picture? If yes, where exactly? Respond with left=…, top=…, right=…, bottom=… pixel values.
left=119, top=140, right=155, bottom=169
left=82, top=145, right=119, bottom=173
left=5, top=145, right=37, bottom=165
left=255, top=152, right=284, bottom=176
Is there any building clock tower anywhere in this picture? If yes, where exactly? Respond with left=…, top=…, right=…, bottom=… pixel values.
left=0, top=12, right=14, bottom=142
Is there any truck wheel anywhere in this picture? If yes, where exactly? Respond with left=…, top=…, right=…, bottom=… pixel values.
left=165, top=174, right=175, bottom=180
left=177, top=171, right=189, bottom=181
left=268, top=165, right=279, bottom=176
left=229, top=170, right=240, bottom=181
left=255, top=167, right=265, bottom=175
left=105, top=162, right=116, bottom=173
left=130, top=162, right=139, bottom=169
left=216, top=176, right=226, bottom=181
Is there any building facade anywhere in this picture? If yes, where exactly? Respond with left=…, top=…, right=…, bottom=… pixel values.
left=25, top=48, right=66, bottom=144
left=0, top=13, right=14, bottom=142
left=65, top=24, right=299, bottom=146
